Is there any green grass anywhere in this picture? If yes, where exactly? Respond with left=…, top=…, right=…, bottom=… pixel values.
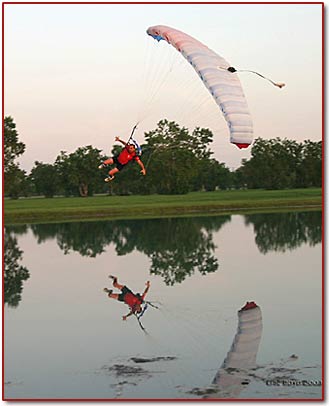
left=4, top=188, right=322, bottom=224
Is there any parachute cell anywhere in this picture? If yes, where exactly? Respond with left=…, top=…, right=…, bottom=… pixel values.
left=147, top=25, right=253, bottom=148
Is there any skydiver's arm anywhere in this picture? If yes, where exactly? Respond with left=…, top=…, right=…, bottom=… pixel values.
left=141, top=281, right=150, bottom=300
left=137, top=159, right=146, bottom=175
left=115, top=136, right=127, bottom=146
left=122, top=310, right=134, bottom=321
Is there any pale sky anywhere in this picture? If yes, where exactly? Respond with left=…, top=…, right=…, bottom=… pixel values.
left=4, top=3, right=323, bottom=172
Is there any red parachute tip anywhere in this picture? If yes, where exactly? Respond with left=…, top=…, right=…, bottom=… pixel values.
left=240, top=301, right=258, bottom=312
left=235, top=143, right=250, bottom=149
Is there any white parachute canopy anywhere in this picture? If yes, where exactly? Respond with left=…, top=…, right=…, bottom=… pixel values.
left=147, top=25, right=253, bottom=149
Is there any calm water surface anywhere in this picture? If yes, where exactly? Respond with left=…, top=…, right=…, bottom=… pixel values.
left=4, top=211, right=322, bottom=399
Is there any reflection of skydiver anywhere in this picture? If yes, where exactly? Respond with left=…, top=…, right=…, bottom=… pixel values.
left=104, top=276, right=150, bottom=320
left=98, top=137, right=146, bottom=182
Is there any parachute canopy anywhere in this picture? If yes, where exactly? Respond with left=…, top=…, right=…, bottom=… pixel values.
left=147, top=25, right=253, bottom=149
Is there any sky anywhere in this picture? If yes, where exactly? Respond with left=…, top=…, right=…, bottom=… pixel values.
left=4, top=2, right=323, bottom=172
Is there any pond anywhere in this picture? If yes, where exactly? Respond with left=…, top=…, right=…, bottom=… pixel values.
left=4, top=210, right=322, bottom=400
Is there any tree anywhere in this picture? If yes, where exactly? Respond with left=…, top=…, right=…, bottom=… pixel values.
left=297, top=140, right=322, bottom=188
left=236, top=138, right=303, bottom=189
left=5, top=166, right=28, bottom=199
left=30, top=161, right=59, bottom=197
left=4, top=116, right=27, bottom=198
left=197, top=159, right=231, bottom=191
left=144, top=120, right=214, bottom=194
left=4, top=116, right=25, bottom=169
left=55, top=146, right=105, bottom=197
left=54, top=151, right=76, bottom=196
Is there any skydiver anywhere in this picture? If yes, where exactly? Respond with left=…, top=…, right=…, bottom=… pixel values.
left=103, top=276, right=151, bottom=320
left=98, top=136, right=146, bottom=182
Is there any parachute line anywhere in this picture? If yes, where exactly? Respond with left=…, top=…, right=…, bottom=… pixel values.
left=239, top=69, right=285, bottom=88
left=138, top=39, right=180, bottom=124
left=218, top=66, right=285, bottom=88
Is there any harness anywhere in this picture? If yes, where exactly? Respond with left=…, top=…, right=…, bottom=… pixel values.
left=134, top=301, right=160, bottom=332
left=127, top=124, right=142, bottom=156
left=137, top=302, right=148, bottom=320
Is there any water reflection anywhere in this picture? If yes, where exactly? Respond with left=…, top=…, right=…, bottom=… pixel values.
left=4, top=211, right=322, bottom=306
left=244, top=211, right=322, bottom=254
left=189, top=302, right=263, bottom=398
left=188, top=299, right=321, bottom=399
left=8, top=216, right=230, bottom=285
left=7, top=212, right=321, bottom=261
left=4, top=230, right=30, bottom=308
left=130, top=217, right=226, bottom=285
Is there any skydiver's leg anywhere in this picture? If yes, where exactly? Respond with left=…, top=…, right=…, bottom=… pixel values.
left=99, top=158, right=114, bottom=169
left=103, top=288, right=119, bottom=300
left=114, top=280, right=125, bottom=290
left=104, top=166, right=120, bottom=182
left=105, top=159, right=123, bottom=182
left=109, top=275, right=125, bottom=290
left=108, top=167, right=120, bottom=177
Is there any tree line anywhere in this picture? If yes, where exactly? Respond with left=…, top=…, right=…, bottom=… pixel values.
left=4, top=116, right=322, bottom=198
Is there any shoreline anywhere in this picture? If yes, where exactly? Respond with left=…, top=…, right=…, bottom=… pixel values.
left=4, top=188, right=322, bottom=225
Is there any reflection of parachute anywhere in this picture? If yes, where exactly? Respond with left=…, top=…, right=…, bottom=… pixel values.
left=147, top=25, right=253, bottom=149
left=220, top=301, right=263, bottom=370
left=210, top=301, right=263, bottom=398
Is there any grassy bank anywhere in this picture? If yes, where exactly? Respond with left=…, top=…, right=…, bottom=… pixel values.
left=4, top=188, right=322, bottom=224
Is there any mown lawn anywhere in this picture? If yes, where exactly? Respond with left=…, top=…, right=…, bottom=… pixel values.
left=4, top=188, right=322, bottom=224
